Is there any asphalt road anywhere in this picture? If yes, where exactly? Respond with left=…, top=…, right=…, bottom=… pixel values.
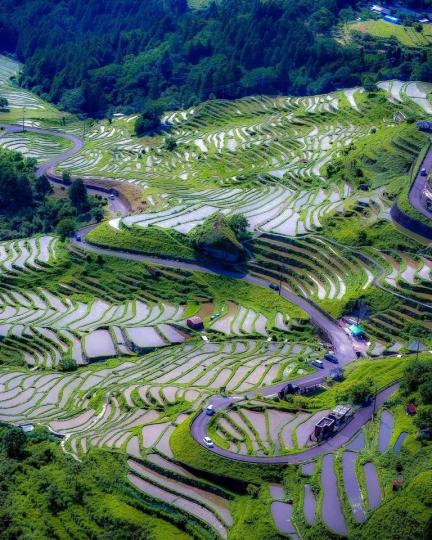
left=0, top=123, right=83, bottom=177
left=191, top=383, right=399, bottom=465
left=0, top=123, right=129, bottom=214
left=409, top=145, right=432, bottom=221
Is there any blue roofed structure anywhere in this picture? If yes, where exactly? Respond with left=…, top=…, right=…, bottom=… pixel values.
left=384, top=15, right=400, bottom=24
left=349, top=324, right=365, bottom=337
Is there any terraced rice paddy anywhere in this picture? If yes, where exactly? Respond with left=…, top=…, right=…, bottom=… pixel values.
left=0, top=339, right=313, bottom=535
left=321, top=454, right=348, bottom=536
left=251, top=234, right=371, bottom=302
left=377, top=81, right=432, bottom=114
left=342, top=451, right=366, bottom=523
left=294, top=439, right=385, bottom=537
left=0, top=55, right=19, bottom=85
left=0, top=52, right=431, bottom=538
left=212, top=399, right=331, bottom=456
left=0, top=340, right=313, bottom=452
left=0, top=131, right=73, bottom=162
left=0, top=273, right=313, bottom=366
left=0, top=235, right=58, bottom=275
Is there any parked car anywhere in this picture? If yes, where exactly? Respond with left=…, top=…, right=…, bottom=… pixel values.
left=203, top=436, right=214, bottom=447
left=269, top=283, right=280, bottom=292
left=311, top=359, right=324, bottom=369
left=421, top=168, right=428, bottom=176
left=206, top=405, right=215, bottom=416
left=325, top=353, right=339, bottom=364
left=75, top=234, right=81, bottom=242
left=109, top=194, right=115, bottom=200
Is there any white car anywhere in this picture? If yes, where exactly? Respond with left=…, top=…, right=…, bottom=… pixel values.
left=203, top=436, right=214, bottom=448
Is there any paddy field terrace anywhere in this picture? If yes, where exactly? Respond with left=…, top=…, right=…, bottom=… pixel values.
left=0, top=54, right=432, bottom=539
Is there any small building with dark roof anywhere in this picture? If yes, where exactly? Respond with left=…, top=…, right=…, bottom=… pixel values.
left=314, top=417, right=335, bottom=440
left=187, top=316, right=204, bottom=331
left=406, top=402, right=417, bottom=415
left=417, top=120, right=432, bottom=132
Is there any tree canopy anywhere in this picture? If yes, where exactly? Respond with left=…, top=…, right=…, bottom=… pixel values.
left=190, top=213, right=248, bottom=262
left=0, top=147, right=105, bottom=240
left=1, top=0, right=431, bottom=117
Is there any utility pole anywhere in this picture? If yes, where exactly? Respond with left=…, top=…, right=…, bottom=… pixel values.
left=22, top=106, right=26, bottom=132
left=82, top=119, right=86, bottom=141
left=279, top=264, right=284, bottom=295
left=372, top=382, right=377, bottom=420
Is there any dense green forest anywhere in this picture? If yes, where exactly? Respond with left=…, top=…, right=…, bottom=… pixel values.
left=0, top=148, right=105, bottom=239
left=1, top=0, right=432, bottom=117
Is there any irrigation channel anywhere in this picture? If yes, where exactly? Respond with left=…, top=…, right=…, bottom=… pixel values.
left=0, top=122, right=405, bottom=466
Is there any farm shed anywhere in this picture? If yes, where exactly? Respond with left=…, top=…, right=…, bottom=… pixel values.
left=417, top=120, right=432, bottom=132
left=314, top=417, right=335, bottom=440
left=187, top=316, right=204, bottom=330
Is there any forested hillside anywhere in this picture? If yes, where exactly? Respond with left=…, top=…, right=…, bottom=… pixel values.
left=1, top=0, right=432, bottom=116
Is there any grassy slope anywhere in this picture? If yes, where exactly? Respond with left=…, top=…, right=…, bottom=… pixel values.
left=170, top=416, right=285, bottom=484
left=87, top=222, right=197, bottom=261
left=286, top=352, right=431, bottom=411
left=0, top=426, right=193, bottom=539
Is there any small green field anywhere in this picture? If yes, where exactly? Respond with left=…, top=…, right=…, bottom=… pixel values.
left=347, top=20, right=432, bottom=47
left=187, top=0, right=211, bottom=8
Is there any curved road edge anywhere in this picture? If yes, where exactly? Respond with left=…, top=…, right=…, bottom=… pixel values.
left=390, top=203, right=432, bottom=241
left=191, top=383, right=399, bottom=465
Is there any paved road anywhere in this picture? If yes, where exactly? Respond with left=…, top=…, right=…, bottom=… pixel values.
left=0, top=123, right=128, bottom=214
left=0, top=123, right=83, bottom=177
left=191, top=383, right=399, bottom=464
left=72, top=234, right=355, bottom=362
left=409, top=144, right=432, bottom=221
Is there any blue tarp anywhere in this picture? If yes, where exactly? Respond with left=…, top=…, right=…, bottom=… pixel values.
left=349, top=324, right=364, bottom=336
left=384, top=15, right=400, bottom=24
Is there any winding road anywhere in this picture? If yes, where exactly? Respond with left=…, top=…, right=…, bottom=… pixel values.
left=409, top=144, right=432, bottom=222
left=0, top=122, right=401, bottom=465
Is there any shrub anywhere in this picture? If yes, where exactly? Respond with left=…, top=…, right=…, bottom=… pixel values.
left=163, top=136, right=177, bottom=151
left=414, top=405, right=432, bottom=429
left=58, top=355, right=78, bottom=372
left=1, top=427, right=26, bottom=459
left=56, top=218, right=76, bottom=240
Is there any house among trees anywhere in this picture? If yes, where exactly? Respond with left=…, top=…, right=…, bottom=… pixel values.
left=417, top=120, right=432, bottom=133
left=407, top=402, right=417, bottom=416
left=370, top=5, right=391, bottom=16
left=187, top=316, right=204, bottom=331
